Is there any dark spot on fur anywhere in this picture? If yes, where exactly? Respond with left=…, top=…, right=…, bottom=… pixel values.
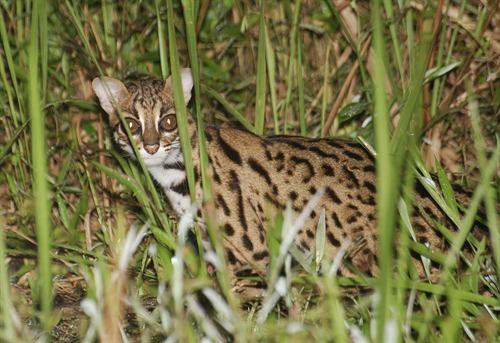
left=363, top=164, right=375, bottom=173
left=327, top=232, right=341, bottom=247
left=291, top=156, right=315, bottom=182
left=265, top=149, right=273, bottom=161
left=344, top=149, right=364, bottom=161
left=326, top=187, right=342, bottom=204
left=272, top=184, right=278, bottom=194
left=170, top=178, right=189, bottom=196
left=212, top=168, right=221, bottom=184
left=347, top=204, right=359, bottom=211
left=242, top=234, right=254, bottom=251
left=229, top=170, right=247, bottom=230
left=346, top=215, right=358, bottom=224
left=325, top=140, right=344, bottom=150
left=257, top=203, right=264, bottom=214
left=300, top=239, right=310, bottom=251
left=253, top=250, right=269, bottom=261
left=227, top=250, right=237, bottom=265
left=216, top=194, right=231, bottom=216
left=331, top=212, right=342, bottom=228
left=218, top=133, right=242, bottom=165
left=309, top=146, right=340, bottom=161
left=342, top=165, right=359, bottom=187
left=163, top=162, right=185, bottom=170
left=322, top=164, right=334, bottom=176
left=248, top=158, right=272, bottom=184
left=225, top=224, right=235, bottom=236
left=363, top=180, right=376, bottom=193
left=194, top=168, right=202, bottom=183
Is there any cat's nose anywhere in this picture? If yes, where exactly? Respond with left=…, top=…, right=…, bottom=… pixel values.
left=144, top=143, right=159, bottom=154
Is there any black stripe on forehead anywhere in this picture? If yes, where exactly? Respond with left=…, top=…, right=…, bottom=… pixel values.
left=138, top=79, right=164, bottom=94
left=122, top=79, right=173, bottom=120
left=133, top=80, right=168, bottom=102
left=126, top=79, right=163, bottom=95
left=125, top=81, right=139, bottom=93
left=125, top=93, right=140, bottom=119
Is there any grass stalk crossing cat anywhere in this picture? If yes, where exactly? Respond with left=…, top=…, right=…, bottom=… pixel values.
left=92, top=68, right=491, bottom=295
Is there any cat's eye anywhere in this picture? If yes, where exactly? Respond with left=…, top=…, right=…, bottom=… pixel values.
left=124, top=118, right=141, bottom=135
left=159, top=114, right=177, bottom=132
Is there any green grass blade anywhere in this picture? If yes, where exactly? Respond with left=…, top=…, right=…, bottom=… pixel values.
left=296, top=34, right=306, bottom=136
left=203, top=85, right=254, bottom=131
left=254, top=2, right=267, bottom=135
left=320, top=45, right=330, bottom=136
left=155, top=0, right=169, bottom=79
left=181, top=0, right=235, bottom=305
left=282, top=0, right=301, bottom=134
left=64, top=0, right=103, bottom=76
left=325, top=277, right=348, bottom=343
left=39, top=1, right=48, bottom=99
left=0, top=214, right=16, bottom=340
left=265, top=21, right=279, bottom=135
left=382, top=0, right=405, bottom=91
left=315, top=208, right=326, bottom=273
left=371, top=0, right=397, bottom=340
left=0, top=6, right=23, bottom=122
left=181, top=0, right=210, bottom=198
left=29, top=0, right=52, bottom=332
left=468, top=90, right=500, bottom=282
left=435, top=158, right=459, bottom=213
left=0, top=119, right=30, bottom=166
left=166, top=0, right=195, bottom=202
left=430, top=15, right=447, bottom=118
left=102, top=0, right=116, bottom=57
left=91, top=161, right=144, bottom=195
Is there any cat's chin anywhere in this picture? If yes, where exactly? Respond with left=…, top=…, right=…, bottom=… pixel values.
left=140, top=154, right=167, bottom=167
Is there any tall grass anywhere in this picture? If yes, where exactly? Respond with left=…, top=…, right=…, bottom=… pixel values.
left=371, top=0, right=397, bottom=340
left=29, top=0, right=54, bottom=332
left=0, top=0, right=498, bottom=341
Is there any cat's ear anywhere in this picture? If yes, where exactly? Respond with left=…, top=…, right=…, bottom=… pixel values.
left=92, top=77, right=129, bottom=116
left=164, top=68, right=193, bottom=104
left=180, top=68, right=194, bottom=104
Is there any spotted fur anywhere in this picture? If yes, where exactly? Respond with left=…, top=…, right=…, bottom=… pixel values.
left=93, top=69, right=490, bottom=295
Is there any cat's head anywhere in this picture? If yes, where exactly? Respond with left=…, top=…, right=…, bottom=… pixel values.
left=92, top=68, right=193, bottom=166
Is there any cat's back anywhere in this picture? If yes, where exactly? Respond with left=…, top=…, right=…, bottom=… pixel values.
left=202, top=125, right=377, bottom=205
left=203, top=126, right=376, bottom=191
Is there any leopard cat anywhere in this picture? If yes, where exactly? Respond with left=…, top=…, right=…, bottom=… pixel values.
left=92, top=68, right=492, bottom=296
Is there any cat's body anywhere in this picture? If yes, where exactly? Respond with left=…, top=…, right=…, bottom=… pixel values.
left=92, top=69, right=489, bottom=294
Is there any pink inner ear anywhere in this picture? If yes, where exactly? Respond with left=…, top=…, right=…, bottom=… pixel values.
left=181, top=69, right=193, bottom=103
left=93, top=77, right=129, bottom=116
left=162, top=70, right=193, bottom=104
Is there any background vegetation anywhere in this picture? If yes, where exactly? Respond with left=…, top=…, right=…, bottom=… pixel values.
left=0, top=0, right=498, bottom=341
